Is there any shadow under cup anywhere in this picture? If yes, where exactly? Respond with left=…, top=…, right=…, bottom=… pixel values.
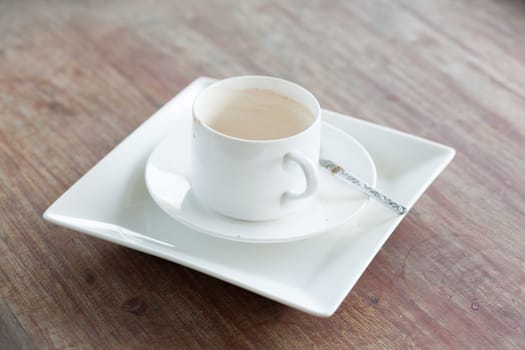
left=191, top=76, right=321, bottom=221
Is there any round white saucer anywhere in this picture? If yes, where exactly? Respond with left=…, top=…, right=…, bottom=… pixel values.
left=145, top=122, right=377, bottom=243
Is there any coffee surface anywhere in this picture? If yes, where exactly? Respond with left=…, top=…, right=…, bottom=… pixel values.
left=205, top=88, right=315, bottom=140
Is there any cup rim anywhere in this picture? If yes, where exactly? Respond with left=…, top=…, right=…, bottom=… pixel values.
left=192, top=75, right=321, bottom=143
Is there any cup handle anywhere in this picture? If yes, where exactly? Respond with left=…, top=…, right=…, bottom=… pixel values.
left=282, top=151, right=318, bottom=204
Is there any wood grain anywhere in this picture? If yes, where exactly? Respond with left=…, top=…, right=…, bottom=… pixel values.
left=1, top=0, right=524, bottom=348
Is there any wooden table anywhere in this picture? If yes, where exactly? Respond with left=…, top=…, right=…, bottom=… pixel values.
left=1, top=0, right=524, bottom=348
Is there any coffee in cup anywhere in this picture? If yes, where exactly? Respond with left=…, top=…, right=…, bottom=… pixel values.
left=205, top=88, right=315, bottom=141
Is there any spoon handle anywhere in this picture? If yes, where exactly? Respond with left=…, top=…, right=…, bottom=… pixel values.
left=319, top=159, right=407, bottom=215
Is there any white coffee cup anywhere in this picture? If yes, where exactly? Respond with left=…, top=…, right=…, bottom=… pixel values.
left=191, top=76, right=321, bottom=221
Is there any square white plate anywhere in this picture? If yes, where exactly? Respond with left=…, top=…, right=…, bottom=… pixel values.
left=44, top=77, right=454, bottom=317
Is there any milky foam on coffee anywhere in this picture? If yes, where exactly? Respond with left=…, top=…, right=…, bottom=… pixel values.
left=203, top=88, right=315, bottom=140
